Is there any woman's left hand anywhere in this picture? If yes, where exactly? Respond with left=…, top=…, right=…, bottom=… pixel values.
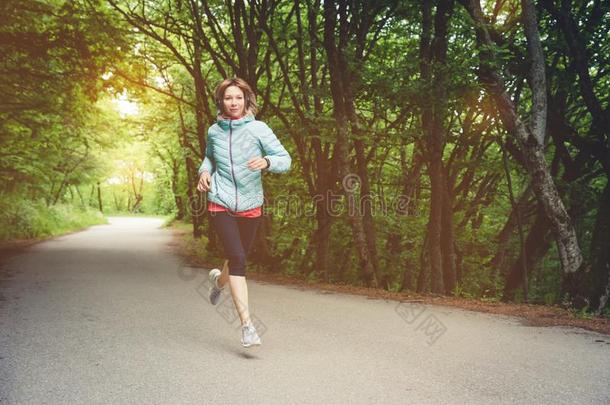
left=247, top=157, right=269, bottom=171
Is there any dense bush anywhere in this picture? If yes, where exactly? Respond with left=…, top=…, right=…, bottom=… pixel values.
left=0, top=195, right=107, bottom=241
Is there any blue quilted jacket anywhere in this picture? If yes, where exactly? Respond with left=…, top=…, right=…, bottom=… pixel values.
left=198, top=114, right=291, bottom=212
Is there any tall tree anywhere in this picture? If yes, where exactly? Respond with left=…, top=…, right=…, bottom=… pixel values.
left=417, top=0, right=456, bottom=294
left=458, top=0, right=584, bottom=276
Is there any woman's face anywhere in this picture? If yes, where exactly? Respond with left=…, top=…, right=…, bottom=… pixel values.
left=223, top=85, right=246, bottom=119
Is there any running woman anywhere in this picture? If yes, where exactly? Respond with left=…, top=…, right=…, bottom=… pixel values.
left=197, top=77, right=291, bottom=347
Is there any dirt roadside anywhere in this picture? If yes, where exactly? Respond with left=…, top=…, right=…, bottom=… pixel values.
left=170, top=225, right=610, bottom=336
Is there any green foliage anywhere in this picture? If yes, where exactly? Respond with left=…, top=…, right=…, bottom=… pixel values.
left=453, top=284, right=475, bottom=299
left=0, top=194, right=106, bottom=241
left=569, top=306, right=595, bottom=321
left=0, top=0, right=128, bottom=207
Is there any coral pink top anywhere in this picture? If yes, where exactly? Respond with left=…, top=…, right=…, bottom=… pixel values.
left=208, top=201, right=262, bottom=218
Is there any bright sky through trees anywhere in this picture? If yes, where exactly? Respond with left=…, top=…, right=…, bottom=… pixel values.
left=112, top=90, right=139, bottom=117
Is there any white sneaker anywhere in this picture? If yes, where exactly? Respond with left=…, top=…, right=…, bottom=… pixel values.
left=208, top=268, right=223, bottom=305
left=241, top=324, right=262, bottom=347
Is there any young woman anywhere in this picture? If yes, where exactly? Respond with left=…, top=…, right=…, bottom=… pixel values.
left=196, top=77, right=291, bottom=347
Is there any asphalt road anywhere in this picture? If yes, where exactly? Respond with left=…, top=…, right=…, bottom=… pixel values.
left=1, top=217, right=609, bottom=404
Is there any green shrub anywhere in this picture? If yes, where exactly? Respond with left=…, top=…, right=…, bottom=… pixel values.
left=0, top=195, right=106, bottom=241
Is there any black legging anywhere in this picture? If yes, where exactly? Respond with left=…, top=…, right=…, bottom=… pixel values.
left=209, top=211, right=262, bottom=277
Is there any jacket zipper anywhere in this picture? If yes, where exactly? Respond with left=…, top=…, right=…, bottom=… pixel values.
left=228, top=121, right=238, bottom=211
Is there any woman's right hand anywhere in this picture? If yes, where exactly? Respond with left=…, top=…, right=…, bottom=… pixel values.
left=197, top=171, right=211, bottom=192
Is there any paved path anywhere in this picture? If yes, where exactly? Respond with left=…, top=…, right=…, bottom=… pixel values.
left=1, top=217, right=609, bottom=404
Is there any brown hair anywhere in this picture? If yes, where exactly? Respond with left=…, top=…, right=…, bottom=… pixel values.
left=214, top=77, right=258, bottom=116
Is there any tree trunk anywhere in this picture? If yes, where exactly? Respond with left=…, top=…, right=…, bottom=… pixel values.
left=176, top=92, right=203, bottom=238
left=489, top=185, right=534, bottom=273
left=313, top=200, right=332, bottom=279
left=322, top=0, right=377, bottom=286
left=74, top=185, right=85, bottom=208
left=97, top=182, right=103, bottom=213
left=184, top=157, right=203, bottom=238
left=588, top=182, right=610, bottom=313
left=441, top=173, right=456, bottom=294
left=171, top=161, right=184, bottom=220
left=419, top=0, right=454, bottom=294
left=417, top=228, right=430, bottom=293
left=502, top=210, right=552, bottom=301
left=427, top=159, right=444, bottom=293
left=459, top=0, right=583, bottom=274
left=354, top=138, right=380, bottom=283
